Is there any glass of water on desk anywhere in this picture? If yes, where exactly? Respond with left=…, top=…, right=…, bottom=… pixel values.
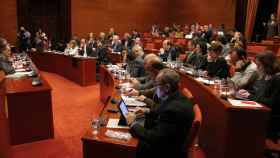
left=91, top=118, right=100, bottom=138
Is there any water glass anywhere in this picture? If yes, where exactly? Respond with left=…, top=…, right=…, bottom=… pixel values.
left=91, top=118, right=100, bottom=137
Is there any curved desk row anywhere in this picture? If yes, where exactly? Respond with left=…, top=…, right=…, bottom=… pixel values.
left=83, top=65, right=269, bottom=158
left=29, top=51, right=96, bottom=86
left=178, top=70, right=269, bottom=158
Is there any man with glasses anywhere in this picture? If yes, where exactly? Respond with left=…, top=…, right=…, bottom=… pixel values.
left=125, top=68, right=194, bottom=158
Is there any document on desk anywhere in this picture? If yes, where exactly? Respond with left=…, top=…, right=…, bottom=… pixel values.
left=106, top=118, right=129, bottom=129
left=228, top=98, right=263, bottom=108
left=195, top=77, right=215, bottom=85
left=121, top=96, right=147, bottom=107
left=5, top=71, right=33, bottom=78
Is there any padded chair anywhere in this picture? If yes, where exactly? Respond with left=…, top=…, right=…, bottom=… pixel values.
left=187, top=104, right=202, bottom=158
left=182, top=88, right=195, bottom=104
left=246, top=45, right=267, bottom=57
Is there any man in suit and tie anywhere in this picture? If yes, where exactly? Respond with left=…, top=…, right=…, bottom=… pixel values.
left=159, top=39, right=179, bottom=62
left=126, top=68, right=194, bottom=158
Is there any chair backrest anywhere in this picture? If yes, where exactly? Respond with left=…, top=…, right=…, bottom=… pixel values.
left=186, top=104, right=202, bottom=149
left=182, top=88, right=195, bottom=104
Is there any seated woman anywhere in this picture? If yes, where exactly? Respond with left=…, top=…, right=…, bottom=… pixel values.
left=230, top=48, right=258, bottom=89
left=64, top=40, right=79, bottom=56
left=0, top=37, right=15, bottom=74
left=237, top=51, right=280, bottom=143
left=200, top=41, right=230, bottom=79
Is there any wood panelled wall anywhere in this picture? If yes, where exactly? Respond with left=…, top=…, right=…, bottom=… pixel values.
left=0, top=0, right=18, bottom=43
left=72, top=0, right=237, bottom=38
left=0, top=0, right=236, bottom=43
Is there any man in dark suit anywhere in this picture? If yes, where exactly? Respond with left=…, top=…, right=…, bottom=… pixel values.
left=0, top=38, right=15, bottom=74
left=126, top=45, right=145, bottom=78
left=110, top=35, right=123, bottom=53
left=126, top=68, right=194, bottom=158
left=159, top=39, right=179, bottom=62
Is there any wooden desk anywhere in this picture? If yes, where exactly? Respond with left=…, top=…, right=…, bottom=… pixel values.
left=29, top=51, right=96, bottom=86
left=82, top=65, right=137, bottom=158
left=83, top=65, right=269, bottom=158
left=178, top=70, right=270, bottom=158
left=5, top=73, right=54, bottom=145
left=0, top=71, right=11, bottom=158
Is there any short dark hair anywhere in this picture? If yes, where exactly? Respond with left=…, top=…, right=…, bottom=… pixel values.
left=208, top=41, right=223, bottom=54
left=256, top=51, right=280, bottom=75
left=232, top=48, right=247, bottom=59
left=156, top=68, right=180, bottom=93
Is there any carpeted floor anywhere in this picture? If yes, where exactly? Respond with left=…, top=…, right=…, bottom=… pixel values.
left=11, top=71, right=103, bottom=158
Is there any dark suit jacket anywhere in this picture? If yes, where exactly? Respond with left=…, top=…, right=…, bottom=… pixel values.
left=0, top=54, right=15, bottom=75
left=160, top=47, right=179, bottom=62
left=200, top=56, right=229, bottom=78
left=248, top=73, right=280, bottom=140
left=130, top=91, right=194, bottom=158
left=127, top=55, right=145, bottom=78
left=111, top=42, right=123, bottom=53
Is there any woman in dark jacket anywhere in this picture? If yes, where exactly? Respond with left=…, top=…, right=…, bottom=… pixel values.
left=238, top=51, right=280, bottom=142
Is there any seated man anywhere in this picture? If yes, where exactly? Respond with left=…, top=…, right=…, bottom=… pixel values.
left=0, top=37, right=15, bottom=74
left=126, top=45, right=145, bottom=78
left=230, top=48, right=258, bottom=89
left=126, top=68, right=194, bottom=158
left=78, top=38, right=93, bottom=57
left=110, top=35, right=123, bottom=53
left=159, top=39, right=179, bottom=62
left=130, top=54, right=163, bottom=90
left=200, top=41, right=229, bottom=78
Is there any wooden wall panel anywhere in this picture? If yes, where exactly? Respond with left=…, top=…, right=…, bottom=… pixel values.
left=0, top=0, right=17, bottom=44
left=71, top=0, right=171, bottom=38
left=170, top=0, right=236, bottom=28
left=0, top=0, right=237, bottom=43
left=72, top=0, right=236, bottom=38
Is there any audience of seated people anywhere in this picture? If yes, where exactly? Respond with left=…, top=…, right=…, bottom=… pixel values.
left=4, top=22, right=280, bottom=157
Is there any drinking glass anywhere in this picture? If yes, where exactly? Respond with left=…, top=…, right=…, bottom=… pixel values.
left=91, top=118, right=100, bottom=137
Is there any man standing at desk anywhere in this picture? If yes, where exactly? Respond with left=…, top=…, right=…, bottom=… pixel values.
left=126, top=69, right=194, bottom=158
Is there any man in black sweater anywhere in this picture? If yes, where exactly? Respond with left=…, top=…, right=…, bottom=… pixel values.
left=126, top=68, right=194, bottom=158
left=200, top=41, right=229, bottom=78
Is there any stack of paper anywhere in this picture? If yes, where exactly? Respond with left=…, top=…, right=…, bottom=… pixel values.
left=121, top=96, right=146, bottom=107
left=195, top=77, right=214, bottom=85
left=106, top=118, right=129, bottom=129
left=228, top=98, right=263, bottom=108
